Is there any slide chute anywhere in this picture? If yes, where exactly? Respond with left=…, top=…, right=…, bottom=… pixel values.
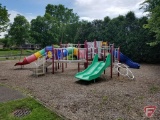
left=75, top=54, right=111, bottom=81
left=15, top=49, right=45, bottom=66
left=114, top=51, right=140, bottom=69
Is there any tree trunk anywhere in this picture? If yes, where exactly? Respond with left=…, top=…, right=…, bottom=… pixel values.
left=19, top=45, right=23, bottom=61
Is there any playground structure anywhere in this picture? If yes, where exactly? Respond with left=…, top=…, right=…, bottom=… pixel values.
left=14, top=40, right=139, bottom=80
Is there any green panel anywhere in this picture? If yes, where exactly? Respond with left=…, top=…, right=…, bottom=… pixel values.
left=75, top=54, right=111, bottom=81
left=66, top=47, right=74, bottom=54
left=39, top=48, right=45, bottom=56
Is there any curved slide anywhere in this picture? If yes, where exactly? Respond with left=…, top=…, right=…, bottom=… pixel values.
left=114, top=51, right=140, bottom=69
left=15, top=48, right=45, bottom=66
left=75, top=54, right=111, bottom=81
left=15, top=46, right=68, bottom=66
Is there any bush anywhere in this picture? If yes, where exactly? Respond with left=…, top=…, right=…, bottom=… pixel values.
left=0, top=48, right=11, bottom=51
left=26, top=50, right=34, bottom=53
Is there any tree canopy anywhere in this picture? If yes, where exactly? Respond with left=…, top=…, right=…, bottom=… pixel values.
left=45, top=4, right=79, bottom=43
left=1, top=3, right=160, bottom=63
left=0, top=4, right=9, bottom=33
left=30, top=14, right=59, bottom=47
left=30, top=4, right=80, bottom=47
left=141, top=0, right=160, bottom=45
left=74, top=11, right=160, bottom=63
left=8, top=15, right=30, bottom=47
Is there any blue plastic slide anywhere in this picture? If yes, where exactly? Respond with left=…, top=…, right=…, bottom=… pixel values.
left=114, top=51, right=140, bottom=69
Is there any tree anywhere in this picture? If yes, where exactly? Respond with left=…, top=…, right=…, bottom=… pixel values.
left=30, top=14, right=59, bottom=47
left=45, top=4, right=79, bottom=43
left=64, top=22, right=80, bottom=43
left=105, top=15, right=126, bottom=45
left=123, top=12, right=138, bottom=54
left=141, top=0, right=160, bottom=45
left=89, top=20, right=104, bottom=40
left=0, top=37, right=11, bottom=48
left=8, top=15, right=30, bottom=47
left=0, top=4, right=9, bottom=33
left=75, top=20, right=93, bottom=43
left=102, top=16, right=111, bottom=40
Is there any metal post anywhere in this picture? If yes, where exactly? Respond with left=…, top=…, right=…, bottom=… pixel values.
left=110, top=46, right=113, bottom=78
left=78, top=48, right=80, bottom=72
left=104, top=47, right=106, bottom=74
left=45, top=47, right=48, bottom=73
left=118, top=47, right=120, bottom=77
left=86, top=40, right=88, bottom=68
left=62, top=49, right=64, bottom=72
left=52, top=45, right=54, bottom=74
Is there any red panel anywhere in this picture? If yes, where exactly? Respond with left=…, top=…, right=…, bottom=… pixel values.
left=14, top=57, right=29, bottom=66
left=26, top=54, right=37, bottom=63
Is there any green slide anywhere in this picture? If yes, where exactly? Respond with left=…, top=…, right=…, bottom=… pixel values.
left=75, top=54, right=111, bottom=81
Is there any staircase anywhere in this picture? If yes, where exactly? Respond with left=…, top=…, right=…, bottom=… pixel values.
left=32, top=57, right=52, bottom=76
left=32, top=61, right=52, bottom=76
left=38, top=61, right=52, bottom=69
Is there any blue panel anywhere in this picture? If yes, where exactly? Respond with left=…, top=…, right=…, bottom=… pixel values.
left=46, top=46, right=53, bottom=51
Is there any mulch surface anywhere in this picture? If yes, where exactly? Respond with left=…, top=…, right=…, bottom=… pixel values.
left=0, top=60, right=160, bottom=120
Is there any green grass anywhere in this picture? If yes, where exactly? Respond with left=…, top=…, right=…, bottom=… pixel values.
left=116, top=118, right=124, bottom=120
left=137, top=96, right=144, bottom=100
left=0, top=97, right=63, bottom=120
left=0, top=57, right=7, bottom=61
left=0, top=50, right=37, bottom=57
left=0, top=56, right=25, bottom=61
left=102, top=96, right=108, bottom=102
left=0, top=49, right=38, bottom=61
left=0, top=57, right=23, bottom=61
left=149, top=85, right=160, bottom=94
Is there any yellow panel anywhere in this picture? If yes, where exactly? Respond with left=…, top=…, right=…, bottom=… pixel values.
left=34, top=51, right=41, bottom=58
left=47, top=51, right=52, bottom=58
left=102, top=42, right=108, bottom=46
left=73, top=48, right=78, bottom=56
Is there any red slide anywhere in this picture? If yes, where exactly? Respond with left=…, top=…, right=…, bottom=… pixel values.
left=14, top=54, right=37, bottom=66
left=15, top=48, right=45, bottom=66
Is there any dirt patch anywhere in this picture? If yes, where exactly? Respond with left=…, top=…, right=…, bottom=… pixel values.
left=0, top=60, right=160, bottom=120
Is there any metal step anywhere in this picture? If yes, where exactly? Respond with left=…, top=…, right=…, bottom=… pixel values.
left=31, top=67, right=45, bottom=76
left=38, top=62, right=52, bottom=68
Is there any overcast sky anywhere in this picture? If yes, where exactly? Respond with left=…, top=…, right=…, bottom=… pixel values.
left=0, top=0, right=146, bottom=37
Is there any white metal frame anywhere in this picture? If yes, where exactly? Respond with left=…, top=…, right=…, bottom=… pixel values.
left=113, top=63, right=135, bottom=80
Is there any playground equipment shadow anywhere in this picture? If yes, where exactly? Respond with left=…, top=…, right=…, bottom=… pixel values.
left=75, top=77, right=109, bottom=85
